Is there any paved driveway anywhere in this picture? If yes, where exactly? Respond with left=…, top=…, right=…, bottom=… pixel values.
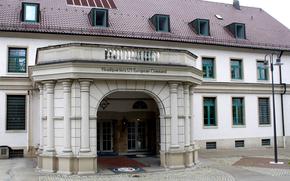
left=0, top=148, right=290, bottom=181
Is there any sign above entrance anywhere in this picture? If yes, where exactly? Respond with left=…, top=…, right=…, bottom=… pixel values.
left=101, top=67, right=167, bottom=74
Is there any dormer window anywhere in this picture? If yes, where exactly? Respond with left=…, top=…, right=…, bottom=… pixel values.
left=89, top=8, right=109, bottom=27
left=21, top=2, right=40, bottom=23
left=226, top=23, right=246, bottom=39
left=150, top=14, right=170, bottom=32
left=189, top=19, right=210, bottom=36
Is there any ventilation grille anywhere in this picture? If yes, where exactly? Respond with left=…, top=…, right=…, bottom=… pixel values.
left=235, top=140, right=245, bottom=148
left=9, top=149, right=24, bottom=158
left=206, top=142, right=217, bottom=149
left=261, top=139, right=271, bottom=146
left=0, top=147, right=9, bottom=159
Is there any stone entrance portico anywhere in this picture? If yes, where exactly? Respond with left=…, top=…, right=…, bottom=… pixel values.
left=31, top=43, right=203, bottom=174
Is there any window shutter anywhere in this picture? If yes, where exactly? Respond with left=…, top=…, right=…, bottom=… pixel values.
left=6, top=95, right=26, bottom=130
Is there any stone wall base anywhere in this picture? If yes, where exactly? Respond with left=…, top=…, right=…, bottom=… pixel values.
left=77, top=155, right=97, bottom=175
left=198, top=136, right=286, bottom=150
left=38, top=154, right=97, bottom=175
left=40, top=153, right=57, bottom=173
left=57, top=154, right=74, bottom=175
left=160, top=146, right=199, bottom=168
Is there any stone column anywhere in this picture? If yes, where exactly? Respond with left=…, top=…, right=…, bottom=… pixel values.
left=45, top=81, right=55, bottom=153
left=41, top=81, right=56, bottom=173
left=78, top=80, right=96, bottom=175
left=183, top=83, right=190, bottom=147
left=189, top=85, right=195, bottom=145
left=57, top=80, right=73, bottom=174
left=62, top=80, right=72, bottom=153
left=190, top=85, right=199, bottom=164
left=38, top=84, right=44, bottom=151
left=169, top=82, right=179, bottom=148
left=79, top=80, right=91, bottom=153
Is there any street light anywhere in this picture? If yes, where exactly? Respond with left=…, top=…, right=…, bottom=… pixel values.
left=264, top=53, right=284, bottom=165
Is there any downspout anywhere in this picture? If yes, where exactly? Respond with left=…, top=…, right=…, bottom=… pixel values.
left=278, top=51, right=286, bottom=148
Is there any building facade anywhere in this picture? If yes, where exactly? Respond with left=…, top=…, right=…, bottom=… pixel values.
left=0, top=0, right=290, bottom=175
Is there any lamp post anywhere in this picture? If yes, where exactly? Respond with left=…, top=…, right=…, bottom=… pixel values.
left=264, top=53, right=283, bottom=164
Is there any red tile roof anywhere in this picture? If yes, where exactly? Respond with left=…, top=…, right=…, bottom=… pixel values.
left=0, top=0, right=290, bottom=51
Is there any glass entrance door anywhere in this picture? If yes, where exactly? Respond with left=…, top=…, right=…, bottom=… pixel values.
left=97, top=120, right=113, bottom=152
left=128, top=121, right=147, bottom=152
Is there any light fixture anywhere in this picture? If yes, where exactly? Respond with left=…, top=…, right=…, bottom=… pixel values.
left=100, top=98, right=110, bottom=110
left=274, top=58, right=283, bottom=66
left=122, top=117, right=128, bottom=130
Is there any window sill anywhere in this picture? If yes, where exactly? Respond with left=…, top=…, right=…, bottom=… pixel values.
left=259, top=124, right=271, bottom=127
left=203, top=78, right=216, bottom=82
left=231, top=79, right=244, bottom=82
left=232, top=125, right=246, bottom=128
left=5, top=130, right=27, bottom=133
left=203, top=126, right=218, bottom=129
left=5, top=73, right=28, bottom=77
left=257, top=80, right=270, bottom=83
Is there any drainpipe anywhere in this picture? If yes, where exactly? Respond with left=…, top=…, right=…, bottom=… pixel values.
left=278, top=51, right=286, bottom=148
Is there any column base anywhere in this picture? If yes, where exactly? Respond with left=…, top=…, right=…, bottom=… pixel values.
left=191, top=142, right=200, bottom=164
left=36, top=149, right=43, bottom=170
left=77, top=154, right=97, bottom=175
left=184, top=146, right=194, bottom=167
left=160, top=149, right=185, bottom=169
left=57, top=153, right=74, bottom=175
left=40, top=152, right=57, bottom=173
left=160, top=145, right=199, bottom=169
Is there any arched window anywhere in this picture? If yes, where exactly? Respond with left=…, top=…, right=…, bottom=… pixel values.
left=132, top=101, right=148, bottom=109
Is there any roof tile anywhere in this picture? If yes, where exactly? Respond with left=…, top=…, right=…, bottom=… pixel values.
left=0, top=0, right=289, bottom=50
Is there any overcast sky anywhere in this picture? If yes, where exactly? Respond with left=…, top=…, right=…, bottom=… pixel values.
left=205, top=0, right=290, bottom=29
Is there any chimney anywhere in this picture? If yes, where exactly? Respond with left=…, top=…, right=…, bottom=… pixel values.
left=233, top=0, right=241, bottom=10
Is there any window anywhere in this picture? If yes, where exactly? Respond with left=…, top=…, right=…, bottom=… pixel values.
left=231, top=59, right=242, bottom=80
left=226, top=23, right=246, bottom=39
left=132, top=101, right=148, bottom=109
left=8, top=48, right=27, bottom=73
left=22, top=3, right=40, bottom=23
left=232, top=98, right=244, bottom=126
left=235, top=24, right=246, bottom=39
left=258, top=98, right=270, bottom=125
left=6, top=95, right=26, bottom=130
left=202, top=57, right=215, bottom=78
left=257, top=61, right=268, bottom=80
left=190, top=19, right=210, bottom=36
left=203, top=98, right=216, bottom=126
left=89, top=8, right=109, bottom=27
left=151, top=14, right=170, bottom=32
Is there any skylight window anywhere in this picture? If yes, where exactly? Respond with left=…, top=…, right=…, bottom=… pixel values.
left=215, top=14, right=223, bottom=20
left=189, top=19, right=210, bottom=36
left=150, top=14, right=170, bottom=32
left=236, top=24, right=245, bottom=39
left=89, top=8, right=109, bottom=27
left=22, top=2, right=40, bottom=23
left=226, top=23, right=246, bottom=39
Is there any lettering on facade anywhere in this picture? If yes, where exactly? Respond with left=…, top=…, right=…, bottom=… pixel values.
left=101, top=67, right=167, bottom=74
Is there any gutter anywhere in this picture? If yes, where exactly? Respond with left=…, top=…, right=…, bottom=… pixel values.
left=278, top=51, right=286, bottom=148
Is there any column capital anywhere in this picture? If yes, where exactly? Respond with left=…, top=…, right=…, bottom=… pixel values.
left=38, top=83, right=44, bottom=95
left=61, top=80, right=72, bottom=93
left=189, top=85, right=195, bottom=95
left=169, top=82, right=179, bottom=94
left=79, top=79, right=92, bottom=92
left=43, top=81, right=55, bottom=94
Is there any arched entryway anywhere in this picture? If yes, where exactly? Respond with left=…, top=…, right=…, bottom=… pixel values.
left=96, top=91, right=162, bottom=168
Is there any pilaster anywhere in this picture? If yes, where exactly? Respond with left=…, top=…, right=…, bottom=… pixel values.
left=169, top=82, right=179, bottom=148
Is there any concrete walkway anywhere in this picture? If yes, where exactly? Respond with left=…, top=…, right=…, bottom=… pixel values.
left=0, top=148, right=289, bottom=181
